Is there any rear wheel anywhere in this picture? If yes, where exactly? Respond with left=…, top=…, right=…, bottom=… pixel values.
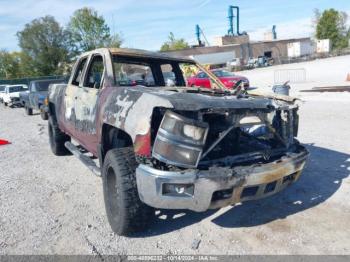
left=25, top=106, right=33, bottom=115
left=40, top=110, right=48, bottom=120
left=48, top=117, right=71, bottom=156
left=102, top=147, right=154, bottom=236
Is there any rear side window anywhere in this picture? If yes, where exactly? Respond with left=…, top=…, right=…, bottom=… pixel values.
left=113, top=62, right=154, bottom=87
left=72, top=57, right=87, bottom=86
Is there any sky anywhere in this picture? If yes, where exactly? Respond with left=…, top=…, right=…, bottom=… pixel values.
left=1, top=0, right=350, bottom=51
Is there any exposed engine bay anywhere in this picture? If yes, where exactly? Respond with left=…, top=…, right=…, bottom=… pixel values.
left=148, top=94, right=300, bottom=171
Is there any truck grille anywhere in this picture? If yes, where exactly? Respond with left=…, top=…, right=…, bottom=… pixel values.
left=199, top=108, right=298, bottom=166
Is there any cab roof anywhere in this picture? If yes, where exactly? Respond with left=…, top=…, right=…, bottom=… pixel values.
left=82, top=48, right=195, bottom=64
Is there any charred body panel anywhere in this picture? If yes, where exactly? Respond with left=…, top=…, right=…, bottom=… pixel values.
left=48, top=47, right=308, bottom=213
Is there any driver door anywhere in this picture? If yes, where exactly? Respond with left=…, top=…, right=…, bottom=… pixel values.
left=62, top=56, right=88, bottom=137
left=73, top=54, right=105, bottom=153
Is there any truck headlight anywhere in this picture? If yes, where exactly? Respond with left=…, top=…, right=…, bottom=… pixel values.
left=152, top=111, right=209, bottom=168
left=44, top=97, right=49, bottom=106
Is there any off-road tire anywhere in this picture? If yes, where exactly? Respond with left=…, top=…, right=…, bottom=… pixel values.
left=102, top=147, right=153, bottom=236
left=4, top=102, right=8, bottom=107
left=41, top=110, right=48, bottom=120
left=48, top=117, right=71, bottom=156
left=25, top=106, right=33, bottom=115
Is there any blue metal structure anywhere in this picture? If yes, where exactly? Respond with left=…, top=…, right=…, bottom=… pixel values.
left=195, top=24, right=210, bottom=46
left=227, top=5, right=242, bottom=36
left=272, top=25, right=277, bottom=40
left=196, top=24, right=202, bottom=45
left=227, top=6, right=235, bottom=36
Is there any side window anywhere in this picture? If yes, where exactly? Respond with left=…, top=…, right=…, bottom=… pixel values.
left=113, top=62, right=153, bottom=87
left=72, top=57, right=87, bottom=86
left=85, top=55, right=104, bottom=89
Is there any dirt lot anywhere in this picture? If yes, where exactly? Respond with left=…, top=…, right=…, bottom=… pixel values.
left=0, top=57, right=350, bottom=255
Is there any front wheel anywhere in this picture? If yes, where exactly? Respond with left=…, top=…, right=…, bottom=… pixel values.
left=102, top=147, right=154, bottom=236
left=25, top=106, right=33, bottom=115
left=40, top=110, right=48, bottom=120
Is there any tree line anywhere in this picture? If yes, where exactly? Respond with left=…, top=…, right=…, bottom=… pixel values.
left=0, top=7, right=123, bottom=79
left=0, top=6, right=190, bottom=80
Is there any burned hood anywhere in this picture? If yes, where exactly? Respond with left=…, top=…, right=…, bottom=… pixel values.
left=126, top=86, right=278, bottom=111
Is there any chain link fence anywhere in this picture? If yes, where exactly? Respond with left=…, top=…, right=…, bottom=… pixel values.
left=0, top=75, right=69, bottom=86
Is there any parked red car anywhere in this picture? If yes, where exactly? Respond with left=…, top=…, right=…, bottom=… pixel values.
left=187, top=69, right=249, bottom=89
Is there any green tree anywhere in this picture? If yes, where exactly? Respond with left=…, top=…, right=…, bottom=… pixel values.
left=68, top=7, right=122, bottom=53
left=315, top=8, right=350, bottom=50
left=16, top=16, right=71, bottom=76
left=160, top=32, right=190, bottom=51
left=107, top=34, right=124, bottom=48
left=0, top=50, right=21, bottom=79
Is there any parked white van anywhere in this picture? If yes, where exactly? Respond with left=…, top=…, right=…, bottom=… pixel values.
left=2, top=85, right=28, bottom=106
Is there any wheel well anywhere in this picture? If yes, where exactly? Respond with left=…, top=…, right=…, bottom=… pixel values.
left=100, top=124, right=133, bottom=163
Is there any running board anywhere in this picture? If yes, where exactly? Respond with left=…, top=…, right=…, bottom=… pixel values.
left=64, top=142, right=101, bottom=177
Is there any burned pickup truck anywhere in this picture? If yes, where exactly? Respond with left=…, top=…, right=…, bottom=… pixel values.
left=47, top=48, right=308, bottom=235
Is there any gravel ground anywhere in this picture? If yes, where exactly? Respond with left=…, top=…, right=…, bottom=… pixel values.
left=0, top=58, right=350, bottom=255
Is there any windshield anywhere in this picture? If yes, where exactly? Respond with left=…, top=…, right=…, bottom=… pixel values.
left=113, top=55, right=190, bottom=87
left=32, top=80, right=64, bottom=92
left=112, top=55, right=224, bottom=89
left=212, top=70, right=235, bottom=77
left=8, top=86, right=26, bottom=93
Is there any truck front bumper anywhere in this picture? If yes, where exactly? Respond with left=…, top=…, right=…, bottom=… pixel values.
left=136, top=146, right=308, bottom=212
left=4, top=97, right=20, bottom=106
left=10, top=97, right=20, bottom=105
